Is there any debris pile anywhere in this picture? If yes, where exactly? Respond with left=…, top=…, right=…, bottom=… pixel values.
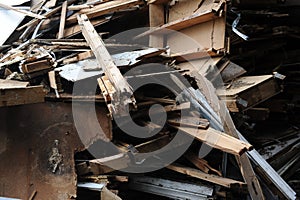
left=0, top=0, right=299, bottom=199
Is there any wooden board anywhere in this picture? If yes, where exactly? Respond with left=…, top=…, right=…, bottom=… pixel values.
left=175, top=126, right=252, bottom=155
left=167, top=17, right=226, bottom=53
left=217, top=75, right=274, bottom=96
left=0, top=85, right=45, bottom=107
left=57, top=1, right=67, bottom=39
left=137, top=10, right=218, bottom=37
left=167, top=164, right=246, bottom=188
left=64, top=16, right=112, bottom=38
left=0, top=79, right=29, bottom=89
left=217, top=75, right=281, bottom=112
left=67, top=0, right=144, bottom=24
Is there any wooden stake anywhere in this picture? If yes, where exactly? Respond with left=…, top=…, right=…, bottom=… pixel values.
left=57, top=1, right=68, bottom=39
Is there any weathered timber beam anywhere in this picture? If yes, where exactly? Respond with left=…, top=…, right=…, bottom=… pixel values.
left=77, top=14, right=135, bottom=115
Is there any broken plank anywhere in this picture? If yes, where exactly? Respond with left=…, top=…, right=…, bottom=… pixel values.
left=0, top=79, right=29, bottom=89
left=44, top=0, right=57, bottom=8
left=188, top=76, right=266, bottom=200
left=174, top=126, right=252, bottom=155
left=62, top=50, right=94, bottom=64
left=185, top=151, right=222, bottom=176
left=57, top=1, right=67, bottom=39
left=17, top=0, right=77, bottom=31
left=67, top=0, right=144, bottom=24
left=0, top=2, right=45, bottom=19
left=64, top=16, right=112, bottom=38
left=171, top=48, right=224, bottom=62
left=136, top=10, right=219, bottom=38
left=166, top=164, right=246, bottom=188
left=167, top=116, right=209, bottom=129
left=48, top=71, right=59, bottom=98
left=20, top=58, right=53, bottom=74
left=77, top=14, right=135, bottom=115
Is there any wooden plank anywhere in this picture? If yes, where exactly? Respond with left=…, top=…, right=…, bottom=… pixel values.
left=217, top=75, right=281, bottom=112
left=166, top=164, right=246, bottom=188
left=211, top=95, right=266, bottom=199
left=77, top=14, right=135, bottom=115
left=217, top=75, right=274, bottom=97
left=45, top=0, right=57, bottom=8
left=136, top=10, right=218, bottom=38
left=17, top=5, right=62, bottom=31
left=166, top=17, right=226, bottom=53
left=188, top=75, right=266, bottom=199
left=20, top=59, right=53, bottom=74
left=64, top=16, right=112, bottom=38
left=63, top=50, right=94, bottom=64
left=185, top=151, right=222, bottom=176
left=48, top=71, right=59, bottom=98
left=0, top=85, right=45, bottom=107
left=77, top=135, right=174, bottom=175
left=57, top=1, right=67, bottom=39
left=149, top=4, right=165, bottom=48
left=97, top=76, right=116, bottom=116
left=171, top=48, right=223, bottom=62
left=67, top=0, right=144, bottom=24
left=174, top=126, right=252, bottom=155
left=167, top=116, right=209, bottom=129
left=17, top=0, right=77, bottom=31
left=0, top=79, right=29, bottom=89
left=68, top=0, right=110, bottom=10
left=0, top=3, right=46, bottom=19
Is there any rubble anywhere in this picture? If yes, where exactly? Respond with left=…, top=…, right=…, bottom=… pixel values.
left=0, top=0, right=299, bottom=199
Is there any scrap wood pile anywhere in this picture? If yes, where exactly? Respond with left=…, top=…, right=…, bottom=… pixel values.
left=0, top=0, right=299, bottom=199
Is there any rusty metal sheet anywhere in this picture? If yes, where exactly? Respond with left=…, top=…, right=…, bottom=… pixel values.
left=0, top=101, right=111, bottom=199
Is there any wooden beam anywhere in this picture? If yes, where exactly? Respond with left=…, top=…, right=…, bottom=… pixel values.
left=136, top=10, right=219, bottom=38
left=0, top=3, right=46, bottom=19
left=174, top=126, right=252, bottom=156
left=57, top=1, right=68, bottom=39
left=67, top=0, right=144, bottom=24
left=77, top=14, right=135, bottom=115
left=167, top=164, right=246, bottom=189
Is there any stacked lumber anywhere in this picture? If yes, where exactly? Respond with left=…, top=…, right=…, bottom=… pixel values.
left=0, top=0, right=299, bottom=199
